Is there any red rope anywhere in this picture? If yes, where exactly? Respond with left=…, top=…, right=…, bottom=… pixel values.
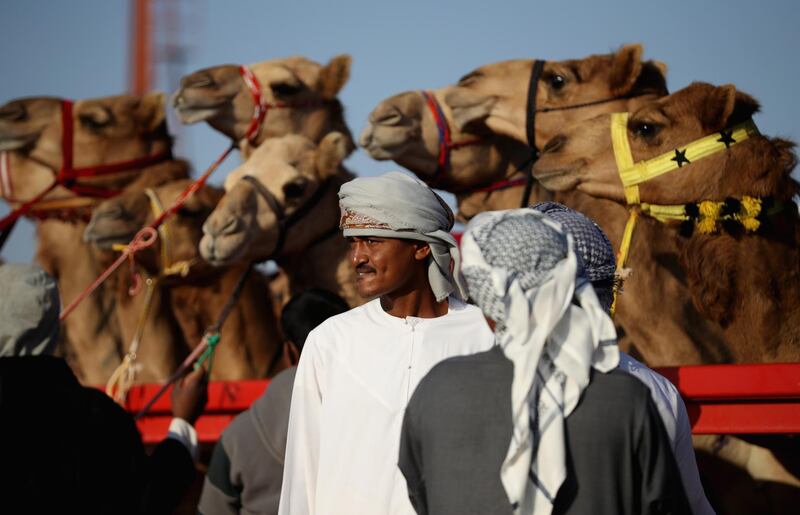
left=471, top=176, right=529, bottom=193
left=59, top=142, right=236, bottom=321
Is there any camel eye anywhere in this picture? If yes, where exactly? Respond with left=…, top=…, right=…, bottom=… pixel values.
left=283, top=180, right=307, bottom=199
left=79, top=108, right=113, bottom=131
left=548, top=74, right=566, bottom=90
left=271, top=83, right=303, bottom=97
left=630, top=121, right=662, bottom=140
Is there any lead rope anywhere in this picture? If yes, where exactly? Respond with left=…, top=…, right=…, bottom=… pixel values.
left=105, top=276, right=158, bottom=404
left=134, top=264, right=254, bottom=420
left=105, top=189, right=196, bottom=404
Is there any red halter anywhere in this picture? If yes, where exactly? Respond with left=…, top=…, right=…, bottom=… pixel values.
left=238, top=64, right=323, bottom=144
left=421, top=90, right=482, bottom=176
left=0, top=99, right=171, bottom=232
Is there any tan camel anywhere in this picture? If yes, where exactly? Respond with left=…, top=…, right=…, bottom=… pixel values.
left=360, top=87, right=535, bottom=221
left=85, top=179, right=285, bottom=380
left=200, top=132, right=361, bottom=306
left=173, top=55, right=355, bottom=155
left=0, top=94, right=188, bottom=384
left=534, top=82, right=800, bottom=362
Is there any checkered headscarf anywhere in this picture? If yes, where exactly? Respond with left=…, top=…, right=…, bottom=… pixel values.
left=531, top=202, right=615, bottom=312
left=461, top=209, right=619, bottom=515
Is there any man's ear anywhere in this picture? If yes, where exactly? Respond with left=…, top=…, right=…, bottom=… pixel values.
left=443, top=88, right=497, bottom=132
left=413, top=242, right=432, bottom=261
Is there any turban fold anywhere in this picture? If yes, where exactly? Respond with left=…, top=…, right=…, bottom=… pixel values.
left=338, top=171, right=466, bottom=301
left=461, top=209, right=619, bottom=515
left=0, top=263, right=60, bottom=357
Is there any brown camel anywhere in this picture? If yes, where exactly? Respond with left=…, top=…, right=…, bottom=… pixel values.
left=534, top=82, right=800, bottom=363
left=200, top=131, right=361, bottom=306
left=173, top=55, right=355, bottom=155
left=85, top=179, right=284, bottom=380
left=533, top=82, right=800, bottom=513
left=0, top=94, right=188, bottom=384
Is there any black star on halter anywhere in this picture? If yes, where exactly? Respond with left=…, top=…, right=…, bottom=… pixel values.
left=717, top=129, right=736, bottom=148
left=671, top=148, right=690, bottom=168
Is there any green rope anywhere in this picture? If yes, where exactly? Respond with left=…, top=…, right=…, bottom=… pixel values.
left=194, top=332, right=220, bottom=376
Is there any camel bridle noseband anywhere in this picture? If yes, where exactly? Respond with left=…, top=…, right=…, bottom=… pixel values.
left=420, top=90, right=482, bottom=178
left=240, top=174, right=336, bottom=260
left=239, top=65, right=325, bottom=145
left=0, top=99, right=171, bottom=251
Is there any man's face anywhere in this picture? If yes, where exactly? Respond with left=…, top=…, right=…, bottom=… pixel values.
left=348, top=236, right=430, bottom=299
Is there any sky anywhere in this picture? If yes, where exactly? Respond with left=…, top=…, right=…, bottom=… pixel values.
left=1, top=0, right=798, bottom=263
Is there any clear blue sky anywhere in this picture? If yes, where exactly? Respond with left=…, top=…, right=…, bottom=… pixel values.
left=2, top=0, right=798, bottom=263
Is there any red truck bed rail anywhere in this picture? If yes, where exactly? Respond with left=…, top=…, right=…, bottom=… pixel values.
left=122, top=363, right=800, bottom=444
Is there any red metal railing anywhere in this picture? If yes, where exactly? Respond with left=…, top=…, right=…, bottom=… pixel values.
left=123, top=363, right=800, bottom=444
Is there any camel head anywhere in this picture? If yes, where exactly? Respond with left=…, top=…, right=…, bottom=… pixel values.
left=173, top=55, right=355, bottom=151
left=360, top=87, right=529, bottom=191
left=84, top=179, right=223, bottom=278
left=443, top=44, right=668, bottom=146
left=0, top=93, right=169, bottom=201
left=201, top=131, right=349, bottom=265
left=534, top=82, right=798, bottom=205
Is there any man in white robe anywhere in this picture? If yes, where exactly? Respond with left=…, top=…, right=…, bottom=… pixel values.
left=278, top=172, right=495, bottom=515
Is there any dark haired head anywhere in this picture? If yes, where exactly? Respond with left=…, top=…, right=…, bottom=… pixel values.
left=281, top=289, right=349, bottom=353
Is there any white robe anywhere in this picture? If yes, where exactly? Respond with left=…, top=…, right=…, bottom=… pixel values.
left=278, top=297, right=495, bottom=515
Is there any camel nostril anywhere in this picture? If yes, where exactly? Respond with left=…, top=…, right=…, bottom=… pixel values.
left=204, top=215, right=240, bottom=237
left=542, top=135, right=567, bottom=154
left=358, top=126, right=373, bottom=148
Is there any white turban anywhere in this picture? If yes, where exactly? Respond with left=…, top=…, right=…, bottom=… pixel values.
left=460, top=209, right=619, bottom=515
left=0, top=263, right=61, bottom=357
left=338, top=171, right=466, bottom=301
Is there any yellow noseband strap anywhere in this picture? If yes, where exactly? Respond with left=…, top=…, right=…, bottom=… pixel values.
left=611, top=112, right=759, bottom=204
left=608, top=112, right=759, bottom=317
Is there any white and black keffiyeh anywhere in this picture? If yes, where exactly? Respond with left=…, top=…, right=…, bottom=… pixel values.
left=461, top=209, right=619, bottom=515
left=338, top=171, right=466, bottom=301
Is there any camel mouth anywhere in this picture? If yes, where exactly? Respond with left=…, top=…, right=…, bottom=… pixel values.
left=0, top=131, right=39, bottom=152
left=83, top=226, right=138, bottom=249
left=171, top=89, right=232, bottom=124
left=359, top=123, right=417, bottom=160
left=200, top=232, right=250, bottom=267
left=532, top=159, right=586, bottom=190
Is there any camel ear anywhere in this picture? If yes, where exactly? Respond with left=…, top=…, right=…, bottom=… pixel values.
left=134, top=92, right=167, bottom=133
left=609, top=44, right=644, bottom=95
left=443, top=89, right=497, bottom=131
left=630, top=60, right=669, bottom=97
left=316, top=131, right=348, bottom=177
left=318, top=55, right=352, bottom=99
left=700, top=84, right=759, bottom=132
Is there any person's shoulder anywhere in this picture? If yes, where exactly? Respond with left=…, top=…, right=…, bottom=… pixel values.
left=618, top=352, right=679, bottom=396
left=414, top=347, right=508, bottom=399
left=589, top=367, right=653, bottom=402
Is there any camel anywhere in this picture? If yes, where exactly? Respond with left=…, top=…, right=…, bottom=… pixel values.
left=84, top=179, right=285, bottom=380
left=360, top=87, right=535, bottom=221
left=200, top=131, right=361, bottom=307
left=534, top=81, right=800, bottom=362
left=173, top=55, right=355, bottom=156
left=0, top=93, right=188, bottom=384
left=533, top=82, right=800, bottom=513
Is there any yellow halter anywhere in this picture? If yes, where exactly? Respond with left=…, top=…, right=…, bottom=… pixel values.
left=609, top=112, right=760, bottom=315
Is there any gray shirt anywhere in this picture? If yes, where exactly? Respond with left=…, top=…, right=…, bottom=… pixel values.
left=399, top=346, right=692, bottom=515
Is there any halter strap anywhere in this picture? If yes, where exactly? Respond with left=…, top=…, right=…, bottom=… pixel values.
left=420, top=90, right=481, bottom=176
left=238, top=64, right=325, bottom=145
left=241, top=174, right=334, bottom=259
left=609, top=111, right=764, bottom=316
left=0, top=99, right=171, bottom=239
